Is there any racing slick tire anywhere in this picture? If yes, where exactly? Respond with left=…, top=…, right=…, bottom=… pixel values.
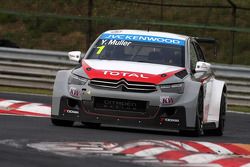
left=51, top=118, right=74, bottom=127
left=204, top=92, right=226, bottom=136
left=180, top=90, right=204, bottom=137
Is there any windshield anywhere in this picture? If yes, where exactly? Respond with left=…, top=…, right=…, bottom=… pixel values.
left=86, top=34, right=185, bottom=67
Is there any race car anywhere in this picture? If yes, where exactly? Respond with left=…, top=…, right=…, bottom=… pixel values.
left=51, top=29, right=226, bottom=136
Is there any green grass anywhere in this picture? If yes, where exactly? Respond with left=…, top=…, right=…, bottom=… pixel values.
left=0, top=86, right=52, bottom=96
left=228, top=105, right=250, bottom=113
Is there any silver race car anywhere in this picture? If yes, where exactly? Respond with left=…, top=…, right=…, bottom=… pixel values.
left=51, top=30, right=226, bottom=136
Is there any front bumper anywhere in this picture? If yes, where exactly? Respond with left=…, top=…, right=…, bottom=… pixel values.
left=52, top=71, right=200, bottom=130
left=52, top=96, right=188, bottom=130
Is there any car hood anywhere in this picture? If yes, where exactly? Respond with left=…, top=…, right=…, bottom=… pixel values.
left=81, top=59, right=184, bottom=84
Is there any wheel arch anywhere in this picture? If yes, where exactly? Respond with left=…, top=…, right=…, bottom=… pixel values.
left=181, top=77, right=202, bottom=128
left=52, top=70, right=72, bottom=116
left=207, top=79, right=227, bottom=125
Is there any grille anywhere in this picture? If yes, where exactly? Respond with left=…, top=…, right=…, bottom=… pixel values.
left=89, top=79, right=157, bottom=93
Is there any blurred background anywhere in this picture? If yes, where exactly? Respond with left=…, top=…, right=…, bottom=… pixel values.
left=0, top=0, right=249, bottom=65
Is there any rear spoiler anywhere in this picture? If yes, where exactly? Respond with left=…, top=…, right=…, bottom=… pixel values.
left=194, top=37, right=217, bottom=44
left=194, top=37, right=218, bottom=57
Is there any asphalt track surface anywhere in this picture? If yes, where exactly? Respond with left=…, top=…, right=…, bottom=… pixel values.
left=0, top=92, right=250, bottom=167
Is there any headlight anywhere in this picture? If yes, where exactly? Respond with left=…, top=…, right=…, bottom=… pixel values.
left=68, top=74, right=88, bottom=85
left=160, top=83, right=184, bottom=94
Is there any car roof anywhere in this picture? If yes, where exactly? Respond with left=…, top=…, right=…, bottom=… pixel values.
left=103, top=29, right=189, bottom=41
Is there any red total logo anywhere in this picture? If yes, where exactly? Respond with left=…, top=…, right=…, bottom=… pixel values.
left=103, top=71, right=149, bottom=79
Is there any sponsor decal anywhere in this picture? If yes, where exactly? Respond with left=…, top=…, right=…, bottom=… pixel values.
left=103, top=99, right=137, bottom=111
left=164, top=118, right=180, bottom=123
left=104, top=100, right=136, bottom=107
left=100, top=34, right=185, bottom=46
left=64, top=109, right=79, bottom=114
left=160, top=96, right=174, bottom=105
left=101, top=39, right=131, bottom=46
left=103, top=71, right=149, bottom=79
left=69, top=87, right=80, bottom=97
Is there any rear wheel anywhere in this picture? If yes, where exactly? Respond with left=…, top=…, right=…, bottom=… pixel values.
left=180, top=90, right=204, bottom=137
left=204, top=92, right=226, bottom=136
left=51, top=118, right=74, bottom=127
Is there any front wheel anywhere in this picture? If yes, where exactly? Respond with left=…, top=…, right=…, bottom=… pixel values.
left=51, top=118, right=74, bottom=127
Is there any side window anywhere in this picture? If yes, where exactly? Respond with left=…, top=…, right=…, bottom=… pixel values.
left=194, top=42, right=206, bottom=62
left=190, top=43, right=198, bottom=71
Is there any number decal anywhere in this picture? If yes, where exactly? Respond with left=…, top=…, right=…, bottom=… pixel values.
left=96, top=46, right=105, bottom=55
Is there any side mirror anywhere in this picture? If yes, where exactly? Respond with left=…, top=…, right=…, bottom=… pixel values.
left=195, top=61, right=211, bottom=73
left=68, top=51, right=82, bottom=62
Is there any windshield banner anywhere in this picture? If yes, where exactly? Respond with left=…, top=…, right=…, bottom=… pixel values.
left=100, top=33, right=185, bottom=46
